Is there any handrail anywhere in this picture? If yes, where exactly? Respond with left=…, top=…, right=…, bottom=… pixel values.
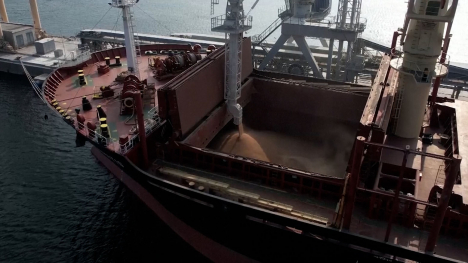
left=72, top=117, right=116, bottom=152
left=211, top=14, right=253, bottom=30
left=357, top=187, right=438, bottom=207
left=438, top=51, right=451, bottom=66
left=148, top=106, right=158, bottom=116
left=283, top=16, right=334, bottom=28
left=111, top=0, right=138, bottom=6
left=363, top=140, right=452, bottom=161
left=252, top=17, right=285, bottom=45
left=338, top=17, right=367, bottom=32
left=60, top=49, right=92, bottom=67
left=120, top=134, right=139, bottom=154
left=391, top=56, right=447, bottom=83
left=120, top=112, right=163, bottom=155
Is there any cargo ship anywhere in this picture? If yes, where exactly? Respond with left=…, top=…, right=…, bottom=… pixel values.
left=32, top=0, right=468, bottom=262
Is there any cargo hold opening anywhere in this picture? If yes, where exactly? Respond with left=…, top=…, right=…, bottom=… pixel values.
left=207, top=78, right=368, bottom=178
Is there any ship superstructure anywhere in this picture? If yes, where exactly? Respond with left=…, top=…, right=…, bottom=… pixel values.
left=31, top=0, right=468, bottom=262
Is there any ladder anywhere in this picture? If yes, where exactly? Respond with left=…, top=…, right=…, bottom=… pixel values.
left=211, top=0, right=219, bottom=15
left=434, top=165, right=446, bottom=187
left=252, top=17, right=286, bottom=46
left=142, top=84, right=156, bottom=108
left=389, top=74, right=405, bottom=134
left=128, top=7, right=141, bottom=79
left=225, top=33, right=243, bottom=100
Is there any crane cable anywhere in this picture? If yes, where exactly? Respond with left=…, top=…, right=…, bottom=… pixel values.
left=19, top=58, right=45, bottom=104
left=245, top=0, right=260, bottom=17
left=20, top=58, right=64, bottom=119
left=135, top=4, right=172, bottom=34
left=91, top=6, right=113, bottom=31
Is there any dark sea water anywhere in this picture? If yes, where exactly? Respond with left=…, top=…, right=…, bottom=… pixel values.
left=0, top=73, right=207, bottom=262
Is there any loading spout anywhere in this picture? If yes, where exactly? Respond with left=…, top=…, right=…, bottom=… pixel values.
left=228, top=101, right=242, bottom=125
left=211, top=0, right=251, bottom=128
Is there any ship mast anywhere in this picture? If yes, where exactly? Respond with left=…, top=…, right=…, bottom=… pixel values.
left=211, top=0, right=252, bottom=126
left=110, top=0, right=140, bottom=79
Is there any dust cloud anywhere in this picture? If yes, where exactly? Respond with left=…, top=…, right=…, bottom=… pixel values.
left=209, top=116, right=357, bottom=178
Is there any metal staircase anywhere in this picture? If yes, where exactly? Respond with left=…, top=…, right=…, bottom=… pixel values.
left=414, top=205, right=437, bottom=231
left=252, top=9, right=291, bottom=58
left=253, top=17, right=285, bottom=46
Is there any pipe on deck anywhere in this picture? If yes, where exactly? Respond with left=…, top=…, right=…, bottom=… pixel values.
left=384, top=149, right=409, bottom=242
left=326, top=38, right=334, bottom=79
left=425, top=156, right=462, bottom=254
left=29, top=0, right=42, bottom=32
left=341, top=136, right=366, bottom=230
left=0, top=0, right=8, bottom=22
left=133, top=91, right=149, bottom=169
left=0, top=20, right=3, bottom=39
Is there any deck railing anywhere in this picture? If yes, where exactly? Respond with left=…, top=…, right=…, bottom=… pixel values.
left=119, top=107, right=162, bottom=155
left=392, top=57, right=438, bottom=83
left=60, top=50, right=92, bottom=67
left=71, top=117, right=116, bottom=152
left=211, top=14, right=253, bottom=31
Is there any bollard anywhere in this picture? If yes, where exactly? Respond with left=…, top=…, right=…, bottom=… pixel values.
left=78, top=74, right=86, bottom=86
left=96, top=105, right=106, bottom=118
left=82, top=96, right=92, bottom=111
left=100, top=124, right=109, bottom=138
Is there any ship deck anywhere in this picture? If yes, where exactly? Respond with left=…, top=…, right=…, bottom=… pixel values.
left=444, top=99, right=468, bottom=201
left=150, top=159, right=468, bottom=261
left=382, top=101, right=468, bottom=205
left=349, top=207, right=468, bottom=261
left=381, top=125, right=446, bottom=203
left=52, top=55, right=169, bottom=151
left=154, top=160, right=337, bottom=222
